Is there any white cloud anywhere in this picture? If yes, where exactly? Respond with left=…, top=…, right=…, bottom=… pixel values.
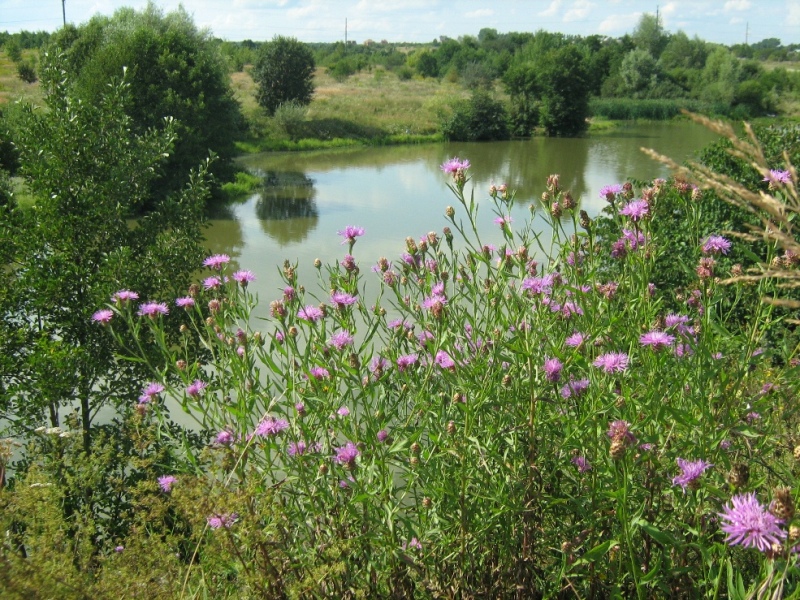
left=723, top=0, right=751, bottom=10
left=598, top=11, right=641, bottom=35
left=539, top=0, right=563, bottom=17
left=564, top=0, right=594, bottom=22
left=466, top=9, right=493, bottom=18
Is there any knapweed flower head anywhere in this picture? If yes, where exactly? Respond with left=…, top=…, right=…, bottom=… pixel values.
left=619, top=199, right=649, bottom=221
left=702, top=235, right=732, bottom=255
left=307, top=366, right=330, bottom=380
left=137, top=301, right=169, bottom=318
left=330, top=290, right=357, bottom=308
left=494, top=215, right=512, bottom=228
left=607, top=420, right=636, bottom=445
left=215, top=430, right=236, bottom=445
left=111, top=289, right=139, bottom=304
left=565, top=332, right=587, bottom=349
left=543, top=357, right=563, bottom=382
left=764, top=169, right=791, bottom=187
left=329, top=330, right=354, bottom=350
left=92, top=309, right=114, bottom=324
left=207, top=513, right=238, bottom=529
left=672, top=458, right=713, bottom=492
left=186, top=379, right=207, bottom=397
left=254, top=416, right=290, bottom=437
left=719, top=492, right=786, bottom=552
left=203, top=254, right=230, bottom=270
left=337, top=406, right=350, bottom=417
left=396, top=354, right=419, bottom=372
left=203, top=276, right=222, bottom=290
left=560, top=378, right=590, bottom=399
left=600, top=183, right=623, bottom=201
left=138, top=382, right=165, bottom=404
left=403, top=537, right=423, bottom=551
left=593, top=352, right=629, bottom=374
left=639, top=330, right=676, bottom=351
left=157, top=475, right=177, bottom=493
left=297, top=305, right=324, bottom=322
left=175, top=296, right=195, bottom=309
left=232, top=270, right=256, bottom=285
left=337, top=225, right=365, bottom=245
left=334, top=441, right=360, bottom=466
left=571, top=456, right=591, bottom=473
left=440, top=157, right=471, bottom=176
left=377, top=429, right=389, bottom=443
left=434, top=350, right=455, bottom=370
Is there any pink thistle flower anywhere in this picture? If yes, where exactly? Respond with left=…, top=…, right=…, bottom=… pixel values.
left=203, top=276, right=222, bottom=290
left=672, top=458, right=713, bottom=492
left=337, top=406, right=350, bottom=417
left=619, top=199, right=649, bottom=221
left=329, top=330, right=354, bottom=350
left=255, top=416, right=289, bottom=437
left=494, top=215, right=512, bottom=228
left=600, top=183, right=623, bottom=201
left=92, top=309, right=114, bottom=324
left=639, top=330, right=676, bottom=350
left=186, top=379, right=207, bottom=397
left=701, top=235, right=732, bottom=255
left=297, top=305, right=324, bottom=322
left=571, top=456, right=591, bottom=473
left=434, top=350, right=455, bottom=370
left=396, top=354, right=418, bottom=372
left=337, top=225, right=365, bottom=245
left=543, top=357, right=563, bottom=382
left=565, top=332, right=587, bottom=348
left=330, top=290, right=357, bottom=308
left=764, top=169, right=791, bottom=186
left=593, top=352, right=629, bottom=373
left=111, top=290, right=139, bottom=304
left=175, top=296, right=195, bottom=309
left=203, top=254, right=230, bottom=270
left=440, top=157, right=470, bottom=175
left=138, top=382, right=165, bottom=404
left=207, top=513, right=238, bottom=529
left=307, top=366, right=330, bottom=380
left=232, top=270, right=256, bottom=285
left=607, top=420, right=636, bottom=445
left=157, top=475, right=177, bottom=492
left=137, top=302, right=169, bottom=318
left=560, top=378, right=590, bottom=399
left=403, top=537, right=423, bottom=551
left=215, top=430, right=236, bottom=445
left=719, top=493, right=786, bottom=552
left=377, top=429, right=389, bottom=443
left=334, top=441, right=360, bottom=466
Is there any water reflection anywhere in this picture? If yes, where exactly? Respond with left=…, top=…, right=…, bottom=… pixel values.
left=255, top=170, right=319, bottom=245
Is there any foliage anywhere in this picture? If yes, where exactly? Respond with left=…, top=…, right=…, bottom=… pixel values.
left=253, top=36, right=315, bottom=116
left=0, top=55, right=210, bottom=456
left=44, top=3, right=242, bottom=206
left=537, top=45, right=591, bottom=136
left=15, top=59, right=36, bottom=83
left=272, top=100, right=308, bottom=141
left=440, top=91, right=509, bottom=141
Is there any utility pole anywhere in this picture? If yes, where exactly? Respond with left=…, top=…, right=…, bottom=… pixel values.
left=745, top=21, right=749, bottom=45
left=62, top=0, right=66, bottom=27
left=344, top=18, right=347, bottom=52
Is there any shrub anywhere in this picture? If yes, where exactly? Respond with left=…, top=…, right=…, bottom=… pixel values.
left=396, top=65, right=413, bottom=81
left=253, top=36, right=315, bottom=116
left=440, top=91, right=509, bottom=141
left=272, top=101, right=308, bottom=141
left=15, top=60, right=36, bottom=83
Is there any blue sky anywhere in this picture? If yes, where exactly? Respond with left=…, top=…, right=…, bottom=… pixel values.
left=2, top=0, right=798, bottom=46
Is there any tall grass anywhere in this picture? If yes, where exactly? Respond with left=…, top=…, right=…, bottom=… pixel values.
left=589, top=97, right=723, bottom=121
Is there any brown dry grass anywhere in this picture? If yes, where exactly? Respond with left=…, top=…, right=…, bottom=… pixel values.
left=0, top=50, right=42, bottom=106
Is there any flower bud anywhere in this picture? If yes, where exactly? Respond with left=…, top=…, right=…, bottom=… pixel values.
left=445, top=206, right=455, bottom=218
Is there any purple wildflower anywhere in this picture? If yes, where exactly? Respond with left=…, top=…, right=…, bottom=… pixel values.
left=337, top=406, right=350, bottom=417
left=329, top=330, right=354, bottom=350
left=494, top=215, right=512, bottom=227
left=403, top=537, right=423, bottom=551
left=307, top=366, right=330, bottom=380
left=672, top=458, right=713, bottom=491
left=764, top=169, right=791, bottom=186
left=719, top=493, right=786, bottom=552
left=138, top=382, right=165, bottom=404
left=440, top=157, right=471, bottom=175
left=157, top=475, right=177, bottom=493
left=560, top=378, right=590, bottom=399
left=619, top=199, right=649, bottom=221
left=203, top=276, right=222, bottom=290
left=593, top=352, right=629, bottom=373
left=337, top=225, right=365, bottom=244
left=701, top=235, right=732, bottom=255
left=330, top=290, right=357, bottom=308
left=435, top=350, right=455, bottom=370
left=232, top=270, right=256, bottom=285
left=639, top=330, right=676, bottom=350
left=571, top=456, right=591, bottom=473
left=207, top=513, right=238, bottom=529
left=216, top=430, right=235, bottom=445
left=92, top=309, right=114, bottom=324
left=137, top=302, right=169, bottom=318
left=111, top=290, right=139, bottom=304
left=288, top=440, right=313, bottom=456
left=377, top=429, right=389, bottom=443
left=203, top=254, right=230, bottom=270
left=600, top=183, right=623, bottom=201
left=565, top=332, right=587, bottom=348
left=607, top=420, right=636, bottom=445
left=175, top=296, right=195, bottom=309
left=369, top=356, right=390, bottom=376
left=396, top=354, right=419, bottom=372
left=334, top=441, right=360, bottom=466
left=521, top=275, right=554, bottom=295
left=543, top=357, right=563, bottom=382
left=297, top=305, right=324, bottom=322
left=255, top=416, right=290, bottom=437
left=115, top=546, right=124, bottom=553
left=186, top=379, right=207, bottom=397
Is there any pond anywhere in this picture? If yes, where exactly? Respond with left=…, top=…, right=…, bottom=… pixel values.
left=207, top=121, right=720, bottom=315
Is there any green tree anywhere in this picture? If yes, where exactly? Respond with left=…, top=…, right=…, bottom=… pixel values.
left=440, top=91, right=509, bottom=141
left=538, top=45, right=590, bottom=136
left=253, top=36, right=315, bottom=116
left=619, top=48, right=659, bottom=97
left=46, top=3, right=241, bottom=206
left=632, top=13, right=669, bottom=58
left=0, top=54, right=210, bottom=451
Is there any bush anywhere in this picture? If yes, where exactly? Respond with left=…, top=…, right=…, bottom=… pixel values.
left=440, top=91, right=509, bottom=141
left=253, top=36, right=315, bottom=116
left=15, top=60, right=36, bottom=83
left=272, top=101, right=308, bottom=141
left=396, top=66, right=413, bottom=81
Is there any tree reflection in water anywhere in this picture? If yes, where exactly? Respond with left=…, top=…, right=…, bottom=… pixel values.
left=255, top=171, right=318, bottom=246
